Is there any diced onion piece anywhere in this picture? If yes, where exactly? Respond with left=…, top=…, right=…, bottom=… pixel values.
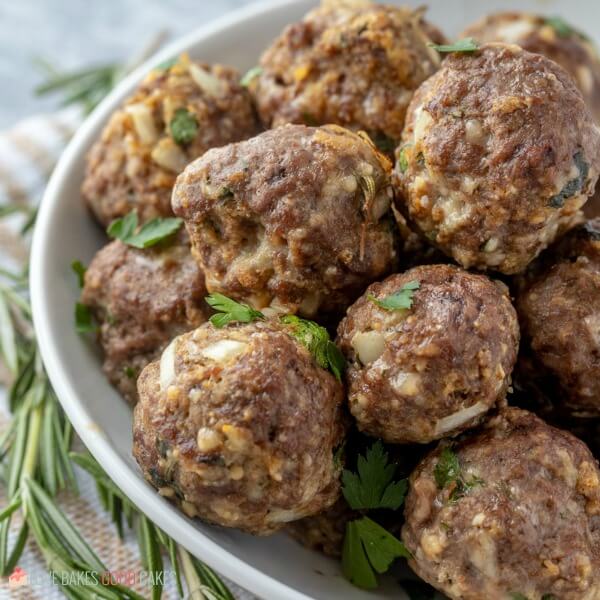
left=351, top=331, right=385, bottom=365
left=189, top=63, right=226, bottom=97
left=434, top=401, right=489, bottom=436
left=151, top=138, right=188, bottom=173
left=201, top=339, right=248, bottom=362
left=265, top=508, right=304, bottom=524
left=159, top=338, right=177, bottom=392
left=125, top=103, right=159, bottom=145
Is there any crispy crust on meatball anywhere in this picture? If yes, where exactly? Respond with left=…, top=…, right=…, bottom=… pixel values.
left=132, top=320, right=346, bottom=535
left=81, top=233, right=209, bottom=403
left=461, top=12, right=600, bottom=122
left=403, top=408, right=600, bottom=600
left=337, top=264, right=519, bottom=443
left=82, top=55, right=260, bottom=227
left=515, top=219, right=600, bottom=417
left=172, top=124, right=399, bottom=318
left=393, top=43, right=600, bottom=274
left=251, top=1, right=441, bottom=152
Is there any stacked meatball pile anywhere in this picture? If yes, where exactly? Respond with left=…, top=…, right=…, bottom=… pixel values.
left=79, top=1, right=600, bottom=597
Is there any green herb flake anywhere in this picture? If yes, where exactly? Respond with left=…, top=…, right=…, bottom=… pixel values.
left=74, top=302, right=96, bottom=334
left=544, top=16, right=586, bottom=39
left=205, top=293, right=264, bottom=328
left=155, top=57, right=178, bottom=71
left=123, top=366, right=136, bottom=379
left=107, top=211, right=183, bottom=249
left=549, top=151, right=589, bottom=208
left=342, top=440, right=407, bottom=510
left=71, top=260, right=86, bottom=288
left=342, top=517, right=411, bottom=589
left=169, top=107, right=198, bottom=145
left=368, top=280, right=420, bottom=311
left=240, top=66, right=263, bottom=87
left=429, top=38, right=479, bottom=53
left=398, top=147, right=409, bottom=173
left=280, top=315, right=346, bottom=381
left=434, top=446, right=485, bottom=502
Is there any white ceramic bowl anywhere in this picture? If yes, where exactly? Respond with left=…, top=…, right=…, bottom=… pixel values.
left=30, top=1, right=600, bottom=598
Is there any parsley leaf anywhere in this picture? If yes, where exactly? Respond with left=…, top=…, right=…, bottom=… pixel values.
left=205, top=293, right=264, bottom=328
left=107, top=211, right=183, bottom=249
left=71, top=260, right=86, bottom=288
left=240, top=66, right=263, bottom=87
left=398, top=147, right=409, bottom=173
left=429, top=38, right=479, bottom=53
left=544, top=16, right=588, bottom=39
left=368, top=280, right=419, bottom=311
left=342, top=517, right=411, bottom=589
left=280, top=315, right=346, bottom=381
left=74, top=302, right=96, bottom=334
left=434, top=446, right=484, bottom=502
left=342, top=441, right=407, bottom=510
left=169, top=108, right=198, bottom=145
left=549, top=151, right=589, bottom=208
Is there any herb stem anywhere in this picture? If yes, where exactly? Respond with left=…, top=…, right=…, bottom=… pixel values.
left=179, top=547, right=206, bottom=600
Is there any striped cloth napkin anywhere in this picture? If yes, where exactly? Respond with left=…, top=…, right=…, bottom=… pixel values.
left=0, top=110, right=255, bottom=600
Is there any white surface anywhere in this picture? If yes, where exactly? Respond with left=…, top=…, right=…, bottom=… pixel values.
left=29, top=0, right=600, bottom=599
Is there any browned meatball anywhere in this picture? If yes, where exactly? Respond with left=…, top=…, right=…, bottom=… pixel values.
left=286, top=497, right=355, bottom=557
left=337, top=265, right=519, bottom=443
left=515, top=219, right=600, bottom=417
left=81, top=233, right=209, bottom=403
left=403, top=408, right=600, bottom=600
left=82, top=55, right=260, bottom=227
left=393, top=43, right=600, bottom=275
left=172, top=124, right=399, bottom=318
left=251, top=0, right=441, bottom=153
left=132, top=319, right=346, bottom=535
left=461, top=12, right=600, bottom=122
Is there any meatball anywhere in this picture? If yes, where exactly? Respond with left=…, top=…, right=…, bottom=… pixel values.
left=82, top=54, right=260, bottom=227
left=337, top=264, right=519, bottom=443
left=251, top=0, right=441, bottom=152
left=81, top=233, right=209, bottom=403
left=515, top=219, right=600, bottom=417
left=172, top=124, right=399, bottom=318
left=132, top=319, right=346, bottom=535
left=393, top=43, right=600, bottom=274
left=461, top=12, right=600, bottom=122
left=286, top=497, right=355, bottom=557
left=403, top=408, right=600, bottom=600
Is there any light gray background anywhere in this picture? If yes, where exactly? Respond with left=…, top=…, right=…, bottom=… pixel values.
left=2, top=0, right=600, bottom=129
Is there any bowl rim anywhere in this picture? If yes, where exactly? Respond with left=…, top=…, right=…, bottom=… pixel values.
left=30, top=1, right=318, bottom=599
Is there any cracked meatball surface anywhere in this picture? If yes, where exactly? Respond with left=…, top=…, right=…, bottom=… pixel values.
left=337, top=264, right=519, bottom=443
left=393, top=43, right=600, bottom=274
left=461, top=12, right=600, bottom=123
left=81, top=234, right=210, bottom=404
left=82, top=55, right=260, bottom=227
left=403, top=408, right=600, bottom=600
left=172, top=124, right=399, bottom=318
left=251, top=0, right=441, bottom=153
left=515, top=219, right=600, bottom=417
left=132, top=319, right=346, bottom=535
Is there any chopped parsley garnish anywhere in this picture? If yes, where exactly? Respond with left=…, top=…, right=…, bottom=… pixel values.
left=71, top=260, right=86, bottom=288
left=240, top=66, right=263, bottom=87
left=107, top=211, right=183, bottom=249
left=544, top=16, right=587, bottom=40
left=342, top=441, right=407, bottom=510
left=280, top=315, right=346, bottom=381
left=434, top=446, right=484, bottom=502
left=398, top=147, right=410, bottom=173
left=169, top=107, right=198, bottom=145
left=368, top=280, right=420, bottom=311
left=123, top=366, right=136, bottom=379
left=429, top=38, right=479, bottom=53
left=155, top=57, right=178, bottom=71
left=342, top=517, right=411, bottom=589
left=205, top=293, right=265, bottom=328
left=549, top=151, right=589, bottom=208
left=74, top=302, right=96, bottom=334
